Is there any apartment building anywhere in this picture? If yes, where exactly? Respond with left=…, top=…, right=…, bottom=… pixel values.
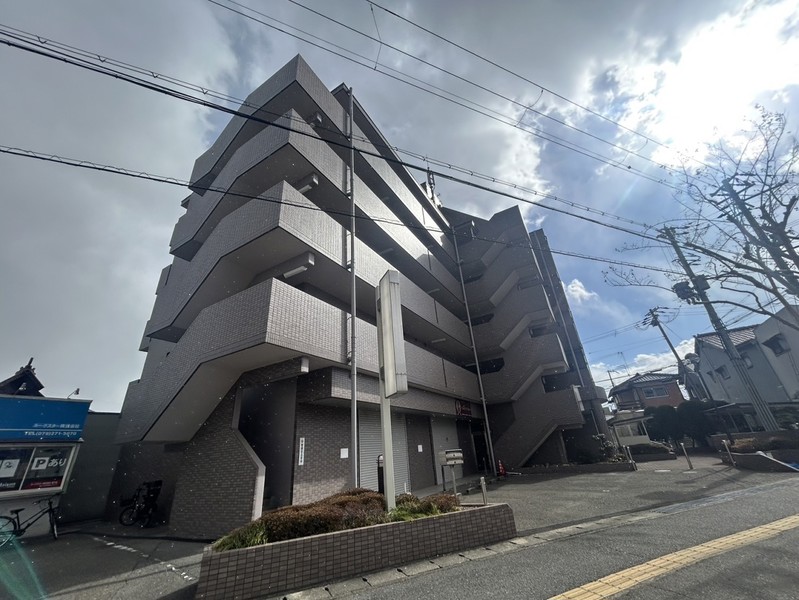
left=113, top=56, right=606, bottom=538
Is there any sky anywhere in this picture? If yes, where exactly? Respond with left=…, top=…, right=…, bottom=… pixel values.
left=1, top=0, right=797, bottom=411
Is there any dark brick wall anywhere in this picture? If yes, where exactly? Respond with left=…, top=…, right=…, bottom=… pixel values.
left=405, top=414, right=436, bottom=489
left=196, top=503, right=517, bottom=600
left=169, top=391, right=261, bottom=539
left=106, top=440, right=185, bottom=525
left=292, top=404, right=351, bottom=504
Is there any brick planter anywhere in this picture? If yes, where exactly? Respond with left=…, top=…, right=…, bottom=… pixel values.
left=196, top=503, right=516, bottom=599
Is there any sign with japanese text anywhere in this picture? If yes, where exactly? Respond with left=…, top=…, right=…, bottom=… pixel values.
left=0, top=445, right=76, bottom=495
left=0, top=396, right=90, bottom=442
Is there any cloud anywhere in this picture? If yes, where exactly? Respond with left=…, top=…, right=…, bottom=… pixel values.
left=565, top=279, right=599, bottom=304
left=590, top=338, right=695, bottom=389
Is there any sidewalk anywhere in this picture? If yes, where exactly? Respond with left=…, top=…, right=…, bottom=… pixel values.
left=5, top=454, right=796, bottom=600
left=480, top=453, right=798, bottom=534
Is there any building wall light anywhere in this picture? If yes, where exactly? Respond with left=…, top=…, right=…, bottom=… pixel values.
left=283, top=265, right=309, bottom=278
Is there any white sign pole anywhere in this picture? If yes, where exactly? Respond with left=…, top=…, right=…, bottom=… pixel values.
left=376, top=270, right=407, bottom=511
left=379, top=379, right=395, bottom=509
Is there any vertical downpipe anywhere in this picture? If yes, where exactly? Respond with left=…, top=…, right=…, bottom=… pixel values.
left=349, top=86, right=359, bottom=487
left=452, top=226, right=497, bottom=476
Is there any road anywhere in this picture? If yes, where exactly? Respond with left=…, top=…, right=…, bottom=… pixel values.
left=344, top=475, right=799, bottom=599
left=1, top=455, right=797, bottom=599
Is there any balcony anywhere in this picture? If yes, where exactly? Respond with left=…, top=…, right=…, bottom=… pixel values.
left=119, top=279, right=478, bottom=444
left=481, top=332, right=568, bottom=402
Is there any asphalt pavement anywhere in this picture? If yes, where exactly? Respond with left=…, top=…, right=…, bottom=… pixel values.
left=1, top=453, right=797, bottom=600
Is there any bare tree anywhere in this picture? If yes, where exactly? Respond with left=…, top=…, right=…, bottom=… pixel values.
left=606, top=109, right=799, bottom=330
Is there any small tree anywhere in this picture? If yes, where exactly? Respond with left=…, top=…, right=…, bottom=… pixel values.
left=676, top=401, right=715, bottom=447
left=606, top=109, right=799, bottom=331
left=645, top=405, right=683, bottom=445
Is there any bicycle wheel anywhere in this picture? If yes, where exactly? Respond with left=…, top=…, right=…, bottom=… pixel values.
left=0, top=516, right=15, bottom=548
left=119, top=506, right=137, bottom=526
left=49, top=510, right=58, bottom=541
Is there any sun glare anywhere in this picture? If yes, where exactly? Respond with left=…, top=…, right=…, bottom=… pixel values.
left=651, top=0, right=799, bottom=158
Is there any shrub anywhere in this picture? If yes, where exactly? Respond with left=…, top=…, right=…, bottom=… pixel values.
left=321, top=491, right=385, bottom=511
left=395, top=493, right=420, bottom=507
left=212, top=521, right=268, bottom=551
left=629, top=442, right=674, bottom=455
left=389, top=505, right=434, bottom=522
left=213, top=488, right=459, bottom=551
left=424, top=493, right=459, bottom=513
left=260, top=504, right=345, bottom=542
left=730, top=436, right=798, bottom=452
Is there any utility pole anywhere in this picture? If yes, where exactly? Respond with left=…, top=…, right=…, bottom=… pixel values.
left=660, top=227, right=781, bottom=431
left=644, top=308, right=685, bottom=381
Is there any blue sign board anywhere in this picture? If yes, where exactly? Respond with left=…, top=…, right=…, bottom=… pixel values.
left=0, top=396, right=91, bottom=442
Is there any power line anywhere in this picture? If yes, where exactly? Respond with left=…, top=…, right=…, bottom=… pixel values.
left=0, top=33, right=662, bottom=244
left=367, top=0, right=719, bottom=175
left=1, top=144, right=678, bottom=279
left=0, top=23, right=650, bottom=231
left=206, top=0, right=682, bottom=192
left=281, top=0, right=688, bottom=182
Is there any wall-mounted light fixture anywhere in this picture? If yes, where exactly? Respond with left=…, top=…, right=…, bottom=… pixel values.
left=283, top=265, right=309, bottom=278
left=282, top=252, right=315, bottom=279
left=294, top=173, right=319, bottom=194
left=307, top=113, right=323, bottom=128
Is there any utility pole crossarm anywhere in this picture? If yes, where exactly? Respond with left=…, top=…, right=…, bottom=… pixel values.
left=646, top=307, right=685, bottom=382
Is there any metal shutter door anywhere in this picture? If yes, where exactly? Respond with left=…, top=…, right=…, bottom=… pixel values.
left=357, top=407, right=410, bottom=495
left=358, top=407, right=382, bottom=491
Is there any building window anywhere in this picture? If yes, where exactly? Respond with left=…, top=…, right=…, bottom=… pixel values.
left=642, top=386, right=668, bottom=398
left=763, top=334, right=790, bottom=356
left=714, top=365, right=731, bottom=380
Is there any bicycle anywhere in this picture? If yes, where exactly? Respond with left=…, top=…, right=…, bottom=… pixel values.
left=118, top=480, right=161, bottom=527
left=0, top=495, right=60, bottom=548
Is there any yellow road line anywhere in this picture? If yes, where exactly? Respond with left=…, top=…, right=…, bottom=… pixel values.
left=549, top=514, right=799, bottom=599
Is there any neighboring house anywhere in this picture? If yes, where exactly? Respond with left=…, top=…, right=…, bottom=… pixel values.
left=113, top=55, right=608, bottom=539
left=0, top=358, right=45, bottom=397
left=690, top=307, right=799, bottom=431
left=607, top=410, right=652, bottom=447
left=609, top=372, right=684, bottom=411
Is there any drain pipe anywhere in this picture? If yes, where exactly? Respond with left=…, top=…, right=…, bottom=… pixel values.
left=452, top=226, right=497, bottom=476
left=348, top=86, right=358, bottom=487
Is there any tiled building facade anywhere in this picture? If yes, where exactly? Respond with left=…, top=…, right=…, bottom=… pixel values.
left=114, top=56, right=607, bottom=538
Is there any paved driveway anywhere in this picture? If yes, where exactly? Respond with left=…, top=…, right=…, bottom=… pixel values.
left=0, top=530, right=204, bottom=600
